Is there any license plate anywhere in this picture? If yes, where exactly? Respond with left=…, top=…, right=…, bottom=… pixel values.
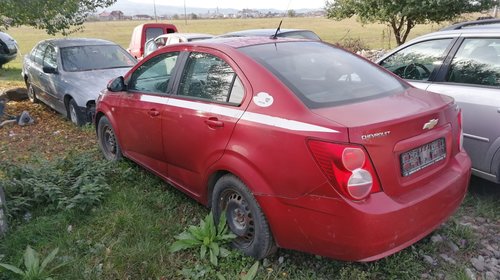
left=400, top=138, right=446, bottom=176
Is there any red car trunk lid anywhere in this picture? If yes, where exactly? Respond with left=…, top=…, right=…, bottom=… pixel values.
left=312, top=88, right=458, bottom=197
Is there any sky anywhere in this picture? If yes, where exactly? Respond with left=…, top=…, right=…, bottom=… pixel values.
left=128, top=0, right=327, bottom=10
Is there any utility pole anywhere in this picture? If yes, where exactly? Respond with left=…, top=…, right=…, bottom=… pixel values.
left=153, top=0, right=158, bottom=22
left=184, top=0, right=187, bottom=25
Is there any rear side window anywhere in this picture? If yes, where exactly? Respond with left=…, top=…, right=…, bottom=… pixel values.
left=240, top=41, right=406, bottom=108
left=145, top=28, right=164, bottom=41
left=177, top=52, right=244, bottom=105
left=446, top=38, right=500, bottom=86
left=380, top=39, right=453, bottom=81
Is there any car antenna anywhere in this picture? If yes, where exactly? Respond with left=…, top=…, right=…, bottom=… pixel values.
left=271, top=20, right=283, bottom=40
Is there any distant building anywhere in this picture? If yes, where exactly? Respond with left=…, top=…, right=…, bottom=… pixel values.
left=133, top=14, right=153, bottom=20
left=98, top=10, right=125, bottom=21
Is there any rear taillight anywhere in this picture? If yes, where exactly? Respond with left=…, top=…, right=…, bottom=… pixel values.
left=308, top=140, right=381, bottom=201
left=458, top=109, right=464, bottom=151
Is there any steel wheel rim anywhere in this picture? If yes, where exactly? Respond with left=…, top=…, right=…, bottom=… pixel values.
left=220, top=189, right=255, bottom=247
left=28, top=86, right=35, bottom=102
left=69, top=103, right=78, bottom=124
left=103, top=125, right=117, bottom=157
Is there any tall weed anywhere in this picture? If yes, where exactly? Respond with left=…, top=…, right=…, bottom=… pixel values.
left=0, top=153, right=113, bottom=221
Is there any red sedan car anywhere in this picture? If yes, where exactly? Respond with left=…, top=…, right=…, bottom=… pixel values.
left=95, top=37, right=471, bottom=261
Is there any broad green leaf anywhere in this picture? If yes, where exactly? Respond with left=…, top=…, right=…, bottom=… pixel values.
left=175, top=231, right=197, bottom=241
left=200, top=245, right=207, bottom=259
left=40, top=247, right=59, bottom=272
left=242, top=261, right=260, bottom=280
left=170, top=241, right=196, bottom=252
left=216, top=272, right=226, bottom=280
left=209, top=242, right=220, bottom=256
left=217, top=212, right=228, bottom=234
left=209, top=248, right=218, bottom=266
left=24, top=246, right=39, bottom=271
left=0, top=263, right=25, bottom=275
left=219, top=247, right=231, bottom=258
left=188, top=226, right=205, bottom=241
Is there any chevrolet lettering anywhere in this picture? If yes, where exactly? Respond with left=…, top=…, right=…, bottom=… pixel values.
left=361, top=131, right=391, bottom=140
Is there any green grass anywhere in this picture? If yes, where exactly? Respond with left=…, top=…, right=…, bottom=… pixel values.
left=1, top=150, right=493, bottom=279
left=1, top=17, right=498, bottom=280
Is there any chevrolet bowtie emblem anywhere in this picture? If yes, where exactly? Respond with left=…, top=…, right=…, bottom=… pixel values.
left=423, top=119, right=439, bottom=130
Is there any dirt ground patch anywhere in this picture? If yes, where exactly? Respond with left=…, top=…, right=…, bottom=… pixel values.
left=0, top=99, right=96, bottom=163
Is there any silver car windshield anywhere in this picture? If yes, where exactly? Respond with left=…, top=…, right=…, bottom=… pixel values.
left=60, top=45, right=135, bottom=72
left=240, top=41, right=407, bottom=108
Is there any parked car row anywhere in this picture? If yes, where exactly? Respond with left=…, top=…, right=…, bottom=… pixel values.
left=16, top=19, right=497, bottom=262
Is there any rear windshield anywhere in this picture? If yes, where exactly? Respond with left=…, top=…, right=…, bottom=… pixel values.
left=239, top=41, right=407, bottom=108
left=61, top=45, right=135, bottom=72
left=146, top=27, right=164, bottom=41
left=278, top=31, right=320, bottom=40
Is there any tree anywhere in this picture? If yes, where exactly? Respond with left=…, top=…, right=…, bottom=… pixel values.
left=325, top=0, right=496, bottom=45
left=0, top=0, right=116, bottom=35
left=288, top=9, right=297, bottom=17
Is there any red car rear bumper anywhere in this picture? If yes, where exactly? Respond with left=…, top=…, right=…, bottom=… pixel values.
left=256, top=151, right=471, bottom=261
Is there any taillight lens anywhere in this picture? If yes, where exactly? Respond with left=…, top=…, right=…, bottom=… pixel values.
left=458, top=109, right=464, bottom=151
left=308, top=140, right=381, bottom=200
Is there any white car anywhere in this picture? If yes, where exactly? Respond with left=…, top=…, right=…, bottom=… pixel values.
left=144, top=33, right=213, bottom=57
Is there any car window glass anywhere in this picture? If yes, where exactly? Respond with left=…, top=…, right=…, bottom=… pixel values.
left=380, top=39, right=452, bottom=81
left=145, top=28, right=164, bottom=41
left=128, top=51, right=179, bottom=94
left=43, top=45, right=57, bottom=69
left=178, top=52, right=244, bottom=104
left=61, top=45, right=135, bottom=72
left=33, top=43, right=47, bottom=65
left=446, top=38, right=500, bottom=86
left=240, top=41, right=406, bottom=108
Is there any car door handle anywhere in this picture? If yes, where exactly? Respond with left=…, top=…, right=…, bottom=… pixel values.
left=205, top=117, right=224, bottom=128
left=148, top=109, right=160, bottom=117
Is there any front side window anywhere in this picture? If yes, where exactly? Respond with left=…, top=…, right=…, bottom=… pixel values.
left=42, top=45, right=57, bottom=69
left=60, top=45, right=135, bottom=72
left=446, top=38, right=500, bottom=86
left=240, top=41, right=406, bottom=108
left=129, top=52, right=179, bottom=94
left=380, top=39, right=453, bottom=81
left=32, top=43, right=47, bottom=65
left=178, top=52, right=244, bottom=104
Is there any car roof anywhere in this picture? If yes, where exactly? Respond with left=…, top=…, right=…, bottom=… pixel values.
left=220, top=28, right=314, bottom=37
left=189, top=36, right=311, bottom=49
left=40, top=38, right=118, bottom=48
left=155, top=33, right=213, bottom=39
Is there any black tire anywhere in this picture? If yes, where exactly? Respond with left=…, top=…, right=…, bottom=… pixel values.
left=68, top=98, right=84, bottom=126
left=97, top=116, right=122, bottom=161
left=212, top=174, right=276, bottom=259
left=27, top=83, right=38, bottom=103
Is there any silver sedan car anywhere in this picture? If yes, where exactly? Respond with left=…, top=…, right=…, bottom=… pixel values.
left=377, top=19, right=500, bottom=183
left=22, top=38, right=136, bottom=125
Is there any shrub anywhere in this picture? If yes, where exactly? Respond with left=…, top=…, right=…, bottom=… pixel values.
left=336, top=37, right=369, bottom=53
left=0, top=153, right=114, bottom=221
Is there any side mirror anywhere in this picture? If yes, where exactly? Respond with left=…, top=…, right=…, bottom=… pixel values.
left=42, top=66, right=58, bottom=74
left=107, top=76, right=126, bottom=92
